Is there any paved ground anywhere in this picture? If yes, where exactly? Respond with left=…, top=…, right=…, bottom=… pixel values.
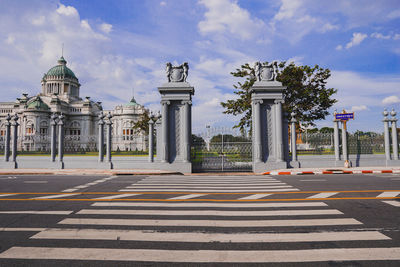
left=0, top=173, right=399, bottom=266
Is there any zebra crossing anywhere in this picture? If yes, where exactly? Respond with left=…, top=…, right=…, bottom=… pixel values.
left=0, top=175, right=399, bottom=264
left=119, top=175, right=300, bottom=194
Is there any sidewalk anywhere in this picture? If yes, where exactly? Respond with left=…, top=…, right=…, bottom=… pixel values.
left=0, top=169, right=182, bottom=176
left=1, top=167, right=400, bottom=176
left=264, top=166, right=400, bottom=175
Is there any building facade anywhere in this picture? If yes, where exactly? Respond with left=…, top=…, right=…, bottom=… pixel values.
left=0, top=56, right=147, bottom=152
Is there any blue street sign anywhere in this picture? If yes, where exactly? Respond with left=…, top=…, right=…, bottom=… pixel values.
left=335, top=113, right=354, bottom=121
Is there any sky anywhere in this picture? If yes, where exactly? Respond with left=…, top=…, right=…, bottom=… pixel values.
left=0, top=0, right=399, bottom=134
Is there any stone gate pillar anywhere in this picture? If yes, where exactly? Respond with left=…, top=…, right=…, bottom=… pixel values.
left=250, top=61, right=288, bottom=173
left=157, top=62, right=194, bottom=173
left=4, top=114, right=11, bottom=162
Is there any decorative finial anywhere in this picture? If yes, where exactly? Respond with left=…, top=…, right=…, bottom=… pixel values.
left=383, top=108, right=389, bottom=117
left=391, top=108, right=397, bottom=117
left=62, top=43, right=64, bottom=57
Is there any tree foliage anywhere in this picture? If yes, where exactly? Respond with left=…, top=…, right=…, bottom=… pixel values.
left=221, top=62, right=338, bottom=131
left=132, top=111, right=151, bottom=135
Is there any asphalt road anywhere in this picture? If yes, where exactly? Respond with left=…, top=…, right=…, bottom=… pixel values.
left=0, top=173, right=399, bottom=266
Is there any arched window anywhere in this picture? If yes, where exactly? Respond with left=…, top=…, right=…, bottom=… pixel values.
left=40, top=121, right=48, bottom=135
left=123, top=121, right=134, bottom=140
left=0, top=123, right=5, bottom=136
left=26, top=121, right=34, bottom=135
left=68, top=121, right=81, bottom=136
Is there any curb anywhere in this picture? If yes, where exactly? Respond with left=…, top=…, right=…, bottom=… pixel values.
left=263, top=170, right=400, bottom=175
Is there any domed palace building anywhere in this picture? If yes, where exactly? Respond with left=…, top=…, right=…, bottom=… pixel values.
left=0, top=56, right=148, bottom=152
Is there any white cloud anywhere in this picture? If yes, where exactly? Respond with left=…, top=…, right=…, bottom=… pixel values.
left=31, top=16, right=45, bottom=26
left=273, top=0, right=302, bottom=21
left=351, top=105, right=368, bottom=112
left=329, top=71, right=400, bottom=109
left=81, top=19, right=92, bottom=30
left=387, top=9, right=400, bottom=19
left=160, top=1, right=167, bottom=6
left=320, top=23, right=339, bottom=33
left=336, top=44, right=343, bottom=50
left=345, top=32, right=367, bottom=49
left=394, top=34, right=400, bottom=40
left=198, top=0, right=266, bottom=40
left=5, top=35, right=15, bottom=44
left=371, top=32, right=391, bottom=40
left=56, top=4, right=78, bottom=17
left=382, top=95, right=400, bottom=105
left=100, top=23, right=112, bottom=34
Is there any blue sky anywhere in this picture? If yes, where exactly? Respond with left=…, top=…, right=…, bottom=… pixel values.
left=0, top=0, right=399, bottom=134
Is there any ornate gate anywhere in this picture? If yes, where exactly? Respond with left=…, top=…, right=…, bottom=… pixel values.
left=191, top=129, right=252, bottom=172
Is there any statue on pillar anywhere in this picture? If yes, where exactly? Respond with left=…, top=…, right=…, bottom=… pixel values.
left=165, top=62, right=189, bottom=82
left=254, top=61, right=278, bottom=82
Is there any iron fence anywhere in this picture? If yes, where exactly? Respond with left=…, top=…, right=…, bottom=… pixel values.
left=192, top=141, right=252, bottom=172
left=297, top=132, right=388, bottom=155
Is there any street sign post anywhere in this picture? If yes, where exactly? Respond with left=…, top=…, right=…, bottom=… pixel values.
left=334, top=110, right=354, bottom=167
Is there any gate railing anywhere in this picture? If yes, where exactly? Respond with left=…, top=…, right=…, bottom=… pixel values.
left=192, top=141, right=252, bottom=172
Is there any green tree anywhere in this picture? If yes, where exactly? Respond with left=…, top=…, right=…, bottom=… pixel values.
left=132, top=111, right=151, bottom=134
left=221, top=62, right=337, bottom=132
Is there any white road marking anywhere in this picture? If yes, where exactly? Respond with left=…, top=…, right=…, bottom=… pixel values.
left=0, top=194, right=18, bottom=197
left=62, top=189, right=78, bottom=193
left=94, top=193, right=141, bottom=200
left=23, top=181, right=48, bottom=184
left=135, top=182, right=285, bottom=186
left=75, top=185, right=89, bottom=189
left=76, top=209, right=343, bottom=216
left=239, top=194, right=272, bottom=200
left=307, top=192, right=339, bottom=199
left=382, top=200, right=400, bottom=207
left=86, top=182, right=99, bottom=185
left=31, top=193, right=81, bottom=199
left=0, top=211, right=73, bottom=215
left=31, top=229, right=390, bottom=243
left=59, top=218, right=361, bottom=227
left=0, top=228, right=46, bottom=232
left=168, top=194, right=206, bottom=200
left=91, top=202, right=328, bottom=208
left=3, top=247, right=399, bottom=262
left=300, top=179, right=326, bottom=182
left=141, top=179, right=278, bottom=183
left=119, top=188, right=299, bottom=192
left=124, top=185, right=293, bottom=189
left=376, top=191, right=400, bottom=198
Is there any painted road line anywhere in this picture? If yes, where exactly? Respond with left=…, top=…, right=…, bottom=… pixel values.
left=91, top=202, right=328, bottom=208
left=118, top=188, right=299, bottom=192
left=94, top=193, right=142, bottom=200
left=0, top=194, right=18, bottom=197
left=31, top=193, right=81, bottom=199
left=62, top=189, right=78, bottom=193
left=382, top=200, right=400, bottom=207
left=0, top=211, right=73, bottom=215
left=140, top=179, right=279, bottom=183
left=59, top=218, right=361, bottom=227
left=239, top=194, right=272, bottom=200
left=75, top=185, right=89, bottom=189
left=23, top=181, right=48, bottom=184
left=0, top=228, right=46, bottom=232
left=376, top=191, right=400, bottom=198
left=168, top=194, right=206, bottom=200
left=135, top=182, right=285, bottom=185
left=307, top=192, right=339, bottom=199
left=76, top=209, right=342, bottom=216
left=124, top=185, right=293, bottom=189
left=4, top=247, right=399, bottom=262
left=300, top=179, right=327, bottom=182
left=31, top=229, right=390, bottom=243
